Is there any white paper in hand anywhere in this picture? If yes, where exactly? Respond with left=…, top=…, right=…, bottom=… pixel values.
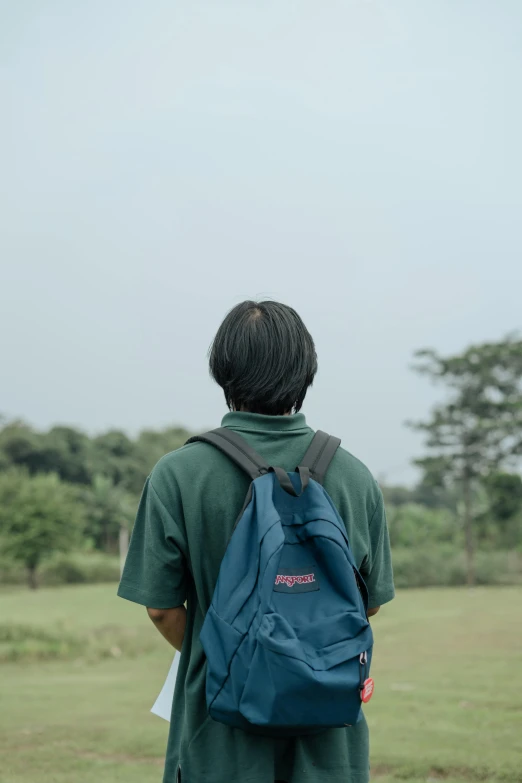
left=151, top=652, right=179, bottom=722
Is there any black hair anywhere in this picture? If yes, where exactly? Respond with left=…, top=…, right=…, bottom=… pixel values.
left=209, top=300, right=318, bottom=415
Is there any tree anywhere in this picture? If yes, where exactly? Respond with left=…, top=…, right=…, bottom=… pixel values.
left=484, top=472, right=522, bottom=522
left=387, top=503, right=460, bottom=549
left=0, top=419, right=193, bottom=498
left=0, top=421, right=92, bottom=484
left=40, top=426, right=92, bottom=484
left=0, top=469, right=84, bottom=588
left=479, top=472, right=522, bottom=548
left=83, top=475, right=137, bottom=552
left=409, top=335, right=522, bottom=585
left=88, top=427, right=191, bottom=494
left=0, top=421, right=45, bottom=474
left=89, top=430, right=135, bottom=488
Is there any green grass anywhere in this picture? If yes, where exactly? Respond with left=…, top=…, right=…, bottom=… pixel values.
left=0, top=585, right=521, bottom=782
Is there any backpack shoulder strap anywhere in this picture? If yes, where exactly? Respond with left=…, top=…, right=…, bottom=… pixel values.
left=299, top=430, right=341, bottom=485
left=186, top=428, right=270, bottom=481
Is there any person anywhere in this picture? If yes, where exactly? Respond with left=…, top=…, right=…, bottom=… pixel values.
left=118, top=300, right=395, bottom=783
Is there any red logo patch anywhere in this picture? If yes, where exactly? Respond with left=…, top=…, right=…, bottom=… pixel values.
left=361, top=678, right=374, bottom=704
left=275, top=573, right=315, bottom=588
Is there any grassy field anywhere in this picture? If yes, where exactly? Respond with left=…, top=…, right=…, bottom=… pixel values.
left=0, top=585, right=521, bottom=783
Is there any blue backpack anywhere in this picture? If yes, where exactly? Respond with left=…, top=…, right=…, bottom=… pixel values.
left=190, top=428, right=374, bottom=735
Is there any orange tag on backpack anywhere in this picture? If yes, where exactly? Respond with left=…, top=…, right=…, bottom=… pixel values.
left=361, top=678, right=374, bottom=703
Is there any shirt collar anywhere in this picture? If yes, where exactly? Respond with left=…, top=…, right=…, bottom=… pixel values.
left=221, top=411, right=309, bottom=433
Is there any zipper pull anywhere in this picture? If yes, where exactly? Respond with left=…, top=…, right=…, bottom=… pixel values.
left=359, top=651, right=374, bottom=703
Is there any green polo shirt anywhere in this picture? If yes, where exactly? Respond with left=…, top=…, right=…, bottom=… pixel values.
left=118, top=412, right=394, bottom=783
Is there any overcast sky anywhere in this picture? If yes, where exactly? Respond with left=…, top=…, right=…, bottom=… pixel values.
left=2, top=0, right=521, bottom=484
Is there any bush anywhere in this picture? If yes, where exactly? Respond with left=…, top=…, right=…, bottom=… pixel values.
left=392, top=547, right=522, bottom=588
left=388, top=504, right=462, bottom=548
left=40, top=552, right=120, bottom=586
left=474, top=549, right=522, bottom=586
left=0, top=552, right=120, bottom=587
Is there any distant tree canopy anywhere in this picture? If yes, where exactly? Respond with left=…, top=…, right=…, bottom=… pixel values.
left=0, top=421, right=191, bottom=495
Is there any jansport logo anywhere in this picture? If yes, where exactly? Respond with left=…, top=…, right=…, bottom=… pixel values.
left=275, top=573, right=316, bottom=588
left=274, top=569, right=320, bottom=593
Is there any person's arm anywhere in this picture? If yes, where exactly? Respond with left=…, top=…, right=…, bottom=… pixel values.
left=147, top=605, right=187, bottom=651
left=117, top=475, right=188, bottom=634
left=367, top=606, right=380, bottom=618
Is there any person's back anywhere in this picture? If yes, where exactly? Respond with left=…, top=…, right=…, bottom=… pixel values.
left=118, top=301, right=395, bottom=783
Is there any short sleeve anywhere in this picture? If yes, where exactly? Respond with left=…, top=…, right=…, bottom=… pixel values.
left=361, top=491, right=395, bottom=608
left=117, top=476, right=188, bottom=609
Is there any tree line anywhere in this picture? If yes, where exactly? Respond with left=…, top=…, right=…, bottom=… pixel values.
left=0, top=335, right=521, bottom=589
left=0, top=423, right=190, bottom=587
